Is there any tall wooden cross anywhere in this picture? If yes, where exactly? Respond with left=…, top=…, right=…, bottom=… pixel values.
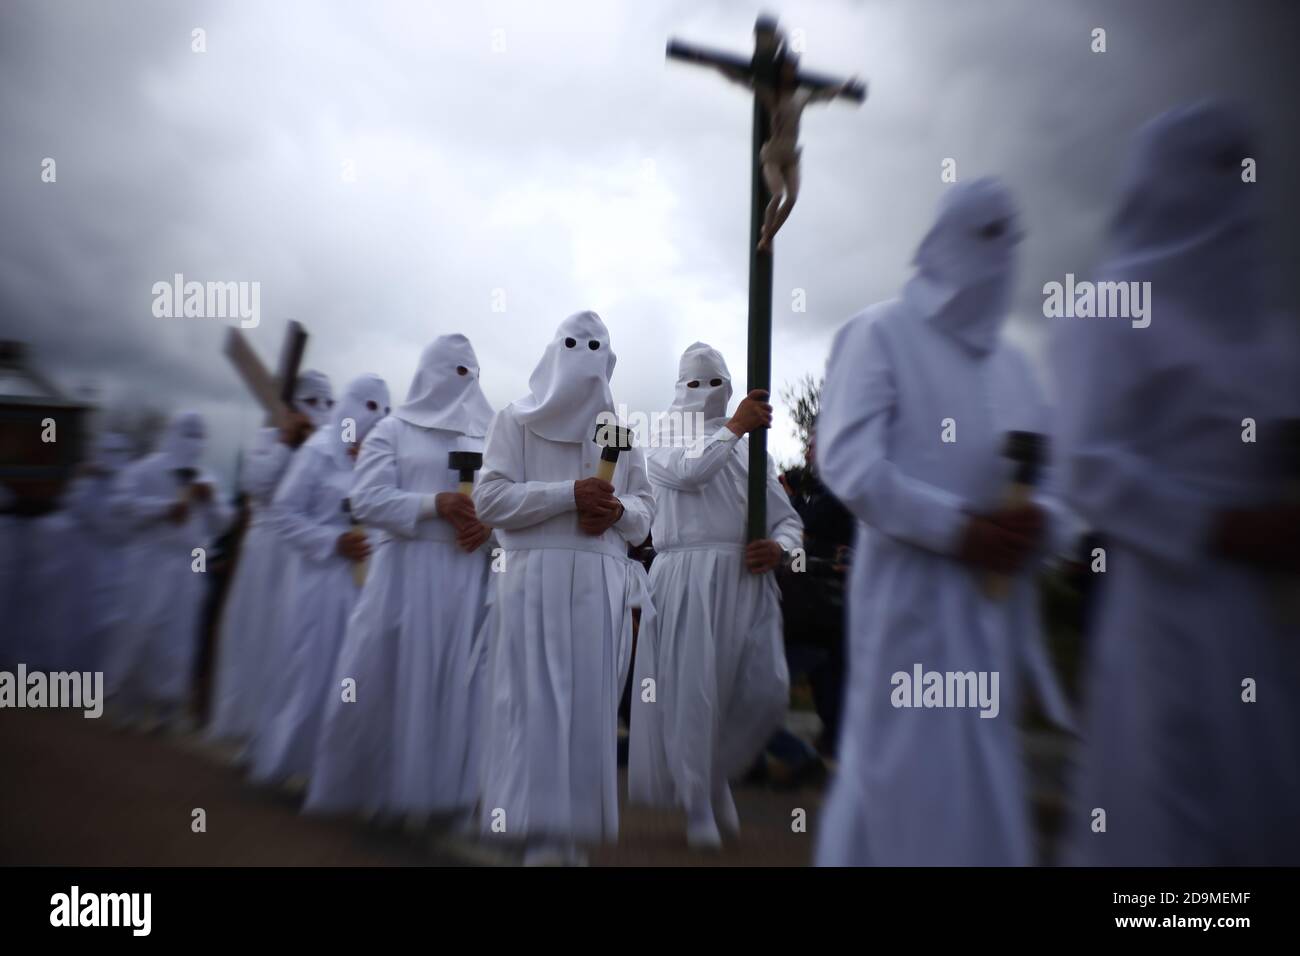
left=668, top=15, right=864, bottom=541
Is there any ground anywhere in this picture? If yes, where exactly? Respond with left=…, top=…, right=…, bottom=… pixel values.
left=0, top=709, right=822, bottom=866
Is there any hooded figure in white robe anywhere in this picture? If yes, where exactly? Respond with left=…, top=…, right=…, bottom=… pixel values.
left=307, top=335, right=495, bottom=821
left=38, top=432, right=134, bottom=672
left=629, top=342, right=802, bottom=846
left=248, top=373, right=390, bottom=785
left=473, top=310, right=655, bottom=862
left=1055, top=102, right=1300, bottom=865
left=814, top=178, right=1071, bottom=866
left=105, top=411, right=233, bottom=720
left=208, top=370, right=333, bottom=744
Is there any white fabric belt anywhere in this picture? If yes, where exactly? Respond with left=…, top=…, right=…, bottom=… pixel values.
left=496, top=536, right=629, bottom=560
left=655, top=541, right=746, bottom=554
left=372, top=523, right=459, bottom=545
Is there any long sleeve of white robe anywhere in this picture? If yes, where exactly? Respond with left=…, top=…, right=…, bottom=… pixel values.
left=646, top=426, right=738, bottom=491
left=348, top=422, right=428, bottom=538
left=240, top=428, right=293, bottom=505
left=111, top=464, right=232, bottom=541
left=648, top=425, right=803, bottom=551
left=475, top=408, right=653, bottom=545
left=267, top=446, right=342, bottom=565
left=818, top=318, right=968, bottom=554
left=1052, top=318, right=1216, bottom=565
left=112, top=466, right=182, bottom=530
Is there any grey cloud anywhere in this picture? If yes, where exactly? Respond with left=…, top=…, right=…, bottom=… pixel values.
left=2, top=0, right=1296, bottom=478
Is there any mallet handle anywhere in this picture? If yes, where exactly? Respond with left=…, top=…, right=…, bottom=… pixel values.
left=596, top=459, right=617, bottom=483
left=981, top=482, right=1032, bottom=601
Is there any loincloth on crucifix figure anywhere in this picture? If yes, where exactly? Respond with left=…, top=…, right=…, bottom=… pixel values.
left=714, top=47, right=860, bottom=250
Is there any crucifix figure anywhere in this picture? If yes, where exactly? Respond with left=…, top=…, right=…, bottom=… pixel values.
left=668, top=15, right=864, bottom=540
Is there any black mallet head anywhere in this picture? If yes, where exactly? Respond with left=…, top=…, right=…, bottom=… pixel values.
left=1003, top=431, right=1048, bottom=486
left=593, top=423, right=635, bottom=481
left=449, top=450, right=483, bottom=494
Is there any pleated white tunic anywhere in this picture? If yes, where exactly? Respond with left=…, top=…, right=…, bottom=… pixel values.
left=208, top=429, right=293, bottom=742
left=105, top=455, right=232, bottom=713
left=248, top=439, right=359, bottom=784
left=629, top=424, right=802, bottom=812
left=306, top=417, right=491, bottom=817
left=472, top=405, right=655, bottom=844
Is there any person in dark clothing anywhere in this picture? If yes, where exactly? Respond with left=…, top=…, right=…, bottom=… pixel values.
left=779, top=429, right=854, bottom=756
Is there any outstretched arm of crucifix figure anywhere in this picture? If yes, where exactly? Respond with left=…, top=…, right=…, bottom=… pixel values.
left=802, top=77, right=862, bottom=105
left=756, top=76, right=862, bottom=252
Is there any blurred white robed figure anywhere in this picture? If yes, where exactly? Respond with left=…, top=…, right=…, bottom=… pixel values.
left=474, top=311, right=654, bottom=861
left=1056, top=102, right=1300, bottom=865
left=249, top=373, right=389, bottom=785
left=209, top=370, right=333, bottom=744
left=40, top=432, right=134, bottom=672
left=308, top=335, right=494, bottom=820
left=815, top=179, right=1071, bottom=866
left=105, top=411, right=233, bottom=720
left=629, top=342, right=802, bottom=847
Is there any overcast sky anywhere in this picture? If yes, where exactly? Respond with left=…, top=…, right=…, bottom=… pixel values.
left=2, top=0, right=1298, bottom=480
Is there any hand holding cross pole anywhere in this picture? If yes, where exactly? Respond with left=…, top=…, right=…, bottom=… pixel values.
left=667, top=15, right=863, bottom=541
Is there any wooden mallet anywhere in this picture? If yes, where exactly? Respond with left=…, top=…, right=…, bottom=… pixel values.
left=983, top=430, right=1048, bottom=601
left=593, top=423, right=634, bottom=482
left=449, top=450, right=483, bottom=496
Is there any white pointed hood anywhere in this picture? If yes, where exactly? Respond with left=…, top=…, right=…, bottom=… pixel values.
left=292, top=369, right=334, bottom=429
left=902, top=177, right=1023, bottom=356
left=659, top=342, right=732, bottom=445
left=158, top=410, right=206, bottom=471
left=393, top=334, right=495, bottom=437
left=309, top=373, right=390, bottom=467
left=1101, top=99, right=1264, bottom=328
left=513, top=310, right=616, bottom=444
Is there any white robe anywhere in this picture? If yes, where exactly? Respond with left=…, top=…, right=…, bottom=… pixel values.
left=306, top=417, right=491, bottom=816
left=105, top=454, right=232, bottom=713
left=207, top=429, right=293, bottom=742
left=43, top=470, right=128, bottom=673
left=26, top=510, right=82, bottom=671
left=247, top=439, right=360, bottom=784
left=1056, top=100, right=1300, bottom=864
left=473, top=404, right=655, bottom=843
left=814, top=301, right=1070, bottom=866
left=629, top=424, right=802, bottom=812
left=1055, top=302, right=1300, bottom=865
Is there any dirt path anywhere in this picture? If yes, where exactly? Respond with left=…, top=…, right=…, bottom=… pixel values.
left=0, top=710, right=822, bottom=866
